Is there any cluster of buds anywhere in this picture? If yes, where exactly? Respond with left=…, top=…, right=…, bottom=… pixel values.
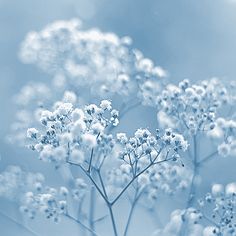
left=26, top=100, right=118, bottom=168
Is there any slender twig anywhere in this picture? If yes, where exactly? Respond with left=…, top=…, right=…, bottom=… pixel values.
left=178, top=135, right=199, bottom=236
left=111, top=157, right=172, bottom=206
left=97, top=170, right=108, bottom=199
left=187, top=135, right=199, bottom=206
left=68, top=148, right=172, bottom=236
left=107, top=204, right=118, bottom=236
left=65, top=213, right=99, bottom=236
left=89, top=186, right=96, bottom=236
left=198, top=151, right=218, bottom=166
left=123, top=189, right=143, bottom=236
left=88, top=148, right=94, bottom=173
left=93, top=215, right=108, bottom=224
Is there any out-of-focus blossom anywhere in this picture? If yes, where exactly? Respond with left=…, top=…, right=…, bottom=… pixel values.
left=19, top=18, right=166, bottom=100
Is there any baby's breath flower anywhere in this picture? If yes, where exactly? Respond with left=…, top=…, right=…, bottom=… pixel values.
left=27, top=128, right=39, bottom=139
left=62, top=91, right=77, bottom=104
left=82, top=133, right=97, bottom=148
left=218, top=142, right=231, bottom=157
left=70, top=149, right=85, bottom=164
left=100, top=100, right=112, bottom=111
left=71, top=108, right=85, bottom=122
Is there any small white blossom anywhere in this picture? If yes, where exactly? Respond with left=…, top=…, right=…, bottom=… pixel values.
left=27, top=128, right=39, bottom=139
left=82, top=133, right=97, bottom=148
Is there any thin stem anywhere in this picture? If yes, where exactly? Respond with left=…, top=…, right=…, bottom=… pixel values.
left=198, top=151, right=218, bottom=166
left=89, top=186, right=96, bottom=236
left=111, top=157, right=172, bottom=206
left=107, top=204, right=118, bottom=236
left=88, top=148, right=94, bottom=173
left=0, top=210, right=39, bottom=236
left=68, top=154, right=171, bottom=236
left=67, top=161, right=109, bottom=204
left=93, top=215, right=108, bottom=224
left=123, top=189, right=142, bottom=236
left=65, top=213, right=99, bottom=236
left=187, top=135, right=199, bottom=207
left=178, top=135, right=199, bottom=236
left=97, top=170, right=108, bottom=199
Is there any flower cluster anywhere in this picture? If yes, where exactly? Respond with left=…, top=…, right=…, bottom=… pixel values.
left=154, top=183, right=236, bottom=236
left=156, top=78, right=236, bottom=135
left=208, top=117, right=236, bottom=157
left=198, top=183, right=236, bottom=236
left=20, top=187, right=68, bottom=222
left=0, top=165, right=44, bottom=202
left=152, top=208, right=203, bottom=236
left=107, top=128, right=188, bottom=196
left=27, top=100, right=117, bottom=168
left=19, top=18, right=166, bottom=100
left=9, top=87, right=79, bottom=145
left=19, top=173, right=87, bottom=222
left=143, top=162, right=191, bottom=202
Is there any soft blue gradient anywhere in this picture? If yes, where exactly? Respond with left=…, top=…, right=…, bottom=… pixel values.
left=0, top=0, right=236, bottom=235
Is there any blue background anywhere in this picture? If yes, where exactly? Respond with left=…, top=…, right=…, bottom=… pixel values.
left=0, top=0, right=236, bottom=235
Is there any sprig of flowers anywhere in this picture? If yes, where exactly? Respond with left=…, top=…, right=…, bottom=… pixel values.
left=26, top=100, right=117, bottom=169
left=107, top=128, right=189, bottom=203
left=156, top=78, right=236, bottom=135
left=153, top=183, right=236, bottom=236
left=198, top=183, right=236, bottom=236
left=208, top=117, right=236, bottom=157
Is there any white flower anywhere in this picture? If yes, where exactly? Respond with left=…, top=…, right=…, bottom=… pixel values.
left=71, top=108, right=85, bottom=122
left=218, top=142, right=231, bottom=157
left=70, top=149, right=85, bottom=164
left=72, top=120, right=86, bottom=135
left=53, top=146, right=67, bottom=162
left=27, top=128, right=38, bottom=139
left=39, top=145, right=53, bottom=162
left=100, top=100, right=112, bottom=110
left=203, top=226, right=218, bottom=236
left=59, top=133, right=73, bottom=145
left=55, top=103, right=73, bottom=116
left=211, top=184, right=224, bottom=197
left=35, top=143, right=43, bottom=152
left=62, top=91, right=77, bottom=104
left=117, top=133, right=128, bottom=144
left=225, top=182, right=236, bottom=196
left=157, top=111, right=176, bottom=129
left=91, top=122, right=104, bottom=134
left=59, top=187, right=69, bottom=197
left=82, top=133, right=97, bottom=148
left=58, top=200, right=67, bottom=212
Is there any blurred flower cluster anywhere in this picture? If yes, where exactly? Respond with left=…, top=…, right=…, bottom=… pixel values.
left=19, top=18, right=166, bottom=100
left=20, top=177, right=87, bottom=223
left=0, top=165, right=44, bottom=202
left=154, top=183, right=236, bottom=236
left=208, top=117, right=236, bottom=157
